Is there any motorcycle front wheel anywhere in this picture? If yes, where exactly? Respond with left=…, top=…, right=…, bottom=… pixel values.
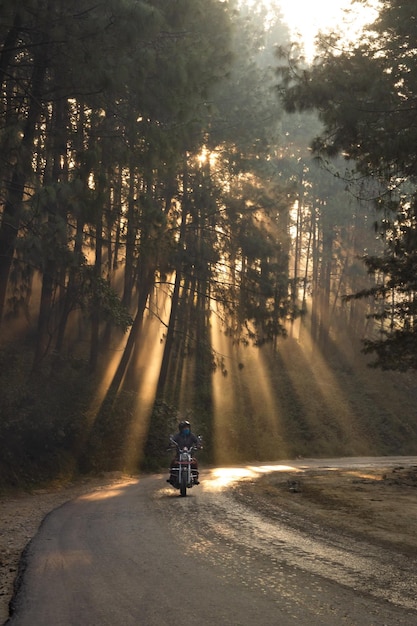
left=180, top=471, right=187, bottom=497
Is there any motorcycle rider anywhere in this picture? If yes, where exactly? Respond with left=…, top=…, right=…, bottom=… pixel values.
left=167, top=420, right=202, bottom=485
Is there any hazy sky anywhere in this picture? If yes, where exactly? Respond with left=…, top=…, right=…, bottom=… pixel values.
left=241, top=0, right=379, bottom=61
left=279, top=0, right=379, bottom=60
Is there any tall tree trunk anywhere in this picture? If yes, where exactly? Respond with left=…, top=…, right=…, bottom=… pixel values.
left=310, top=203, right=320, bottom=343
left=89, top=159, right=106, bottom=371
left=155, top=167, right=189, bottom=398
left=89, top=216, right=103, bottom=371
left=55, top=216, right=84, bottom=354
left=0, top=45, right=47, bottom=323
left=0, top=12, right=22, bottom=95
left=33, top=97, right=67, bottom=369
left=107, top=265, right=155, bottom=395
left=112, top=168, right=123, bottom=272
left=55, top=103, right=87, bottom=354
left=122, top=164, right=136, bottom=308
left=156, top=271, right=181, bottom=399
left=318, top=234, right=332, bottom=352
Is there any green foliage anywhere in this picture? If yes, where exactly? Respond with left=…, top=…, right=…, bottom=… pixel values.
left=82, top=272, right=133, bottom=332
left=3, top=0, right=417, bottom=493
left=0, top=346, right=92, bottom=489
left=81, top=398, right=178, bottom=474
left=278, top=0, right=417, bottom=370
left=2, top=331, right=417, bottom=491
left=141, top=400, right=179, bottom=471
left=78, top=390, right=139, bottom=474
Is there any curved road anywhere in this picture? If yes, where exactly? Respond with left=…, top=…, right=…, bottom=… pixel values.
left=6, top=457, right=417, bottom=626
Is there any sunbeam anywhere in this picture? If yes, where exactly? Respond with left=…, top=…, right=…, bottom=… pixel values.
left=122, top=309, right=171, bottom=470
left=211, top=310, right=289, bottom=464
left=240, top=0, right=379, bottom=63
left=279, top=325, right=371, bottom=456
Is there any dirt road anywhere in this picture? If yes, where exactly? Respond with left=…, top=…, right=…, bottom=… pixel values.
left=4, top=457, right=417, bottom=626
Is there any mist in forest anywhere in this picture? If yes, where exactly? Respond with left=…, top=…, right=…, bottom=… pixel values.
left=1, top=0, right=416, bottom=486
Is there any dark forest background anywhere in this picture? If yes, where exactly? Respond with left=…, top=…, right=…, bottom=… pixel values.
left=1, top=0, right=417, bottom=489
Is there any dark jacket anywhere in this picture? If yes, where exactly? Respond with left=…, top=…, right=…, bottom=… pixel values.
left=172, top=431, right=200, bottom=450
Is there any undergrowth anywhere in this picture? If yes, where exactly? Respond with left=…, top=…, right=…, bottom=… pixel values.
left=1, top=333, right=417, bottom=491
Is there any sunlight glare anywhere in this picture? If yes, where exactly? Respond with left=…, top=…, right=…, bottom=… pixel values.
left=197, top=146, right=218, bottom=168
left=279, top=0, right=379, bottom=61
left=206, top=464, right=300, bottom=490
left=79, top=481, right=136, bottom=501
left=242, top=0, right=380, bottom=62
left=41, top=551, right=93, bottom=569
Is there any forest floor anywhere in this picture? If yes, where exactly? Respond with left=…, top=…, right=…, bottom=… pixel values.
left=1, top=463, right=417, bottom=624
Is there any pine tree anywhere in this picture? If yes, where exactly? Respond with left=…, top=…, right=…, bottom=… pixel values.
left=279, top=0, right=417, bottom=370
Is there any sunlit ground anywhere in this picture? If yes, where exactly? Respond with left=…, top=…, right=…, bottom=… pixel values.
left=205, top=464, right=300, bottom=490
left=38, top=551, right=93, bottom=570
left=203, top=462, right=408, bottom=492
left=78, top=481, right=137, bottom=502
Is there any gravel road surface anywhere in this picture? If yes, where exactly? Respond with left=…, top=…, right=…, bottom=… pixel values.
left=5, top=458, right=417, bottom=626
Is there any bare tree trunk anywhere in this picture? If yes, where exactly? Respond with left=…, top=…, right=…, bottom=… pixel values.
left=89, top=159, right=106, bottom=371
left=55, top=104, right=86, bottom=354
left=33, top=97, right=68, bottom=369
left=155, top=166, right=189, bottom=399
left=112, top=168, right=123, bottom=272
left=122, top=163, right=136, bottom=308
left=107, top=266, right=155, bottom=395
left=156, top=271, right=181, bottom=399
left=0, top=46, right=47, bottom=323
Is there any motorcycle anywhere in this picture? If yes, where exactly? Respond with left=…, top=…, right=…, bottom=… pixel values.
left=167, top=436, right=202, bottom=497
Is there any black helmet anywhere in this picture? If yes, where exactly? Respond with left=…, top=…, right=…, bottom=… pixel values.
left=178, top=420, right=191, bottom=432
